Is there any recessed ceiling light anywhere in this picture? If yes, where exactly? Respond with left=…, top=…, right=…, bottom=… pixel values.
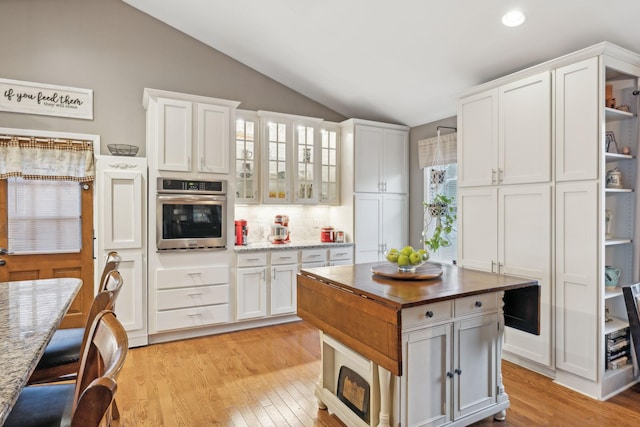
left=502, top=10, right=526, bottom=27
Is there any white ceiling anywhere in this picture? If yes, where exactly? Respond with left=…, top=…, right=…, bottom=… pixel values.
left=122, top=0, right=640, bottom=127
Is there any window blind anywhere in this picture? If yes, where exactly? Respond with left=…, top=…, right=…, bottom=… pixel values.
left=8, top=177, right=81, bottom=254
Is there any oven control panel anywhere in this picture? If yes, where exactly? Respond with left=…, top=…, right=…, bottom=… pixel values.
left=157, top=178, right=227, bottom=194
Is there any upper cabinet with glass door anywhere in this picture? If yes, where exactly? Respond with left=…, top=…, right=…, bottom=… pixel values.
left=319, top=123, right=340, bottom=204
left=235, top=111, right=259, bottom=203
left=263, top=116, right=291, bottom=203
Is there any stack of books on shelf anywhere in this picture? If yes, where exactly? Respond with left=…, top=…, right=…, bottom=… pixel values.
left=606, top=328, right=631, bottom=370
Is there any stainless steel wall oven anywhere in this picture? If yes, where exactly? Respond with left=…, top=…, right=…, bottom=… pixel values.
left=156, top=178, right=227, bottom=250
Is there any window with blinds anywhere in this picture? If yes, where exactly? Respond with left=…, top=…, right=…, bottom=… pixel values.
left=423, top=164, right=457, bottom=264
left=7, top=177, right=81, bottom=254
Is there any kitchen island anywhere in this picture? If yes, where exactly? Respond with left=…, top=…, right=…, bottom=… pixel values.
left=297, top=262, right=538, bottom=427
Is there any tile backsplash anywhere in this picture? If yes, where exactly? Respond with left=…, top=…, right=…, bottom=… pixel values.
left=234, top=205, right=333, bottom=244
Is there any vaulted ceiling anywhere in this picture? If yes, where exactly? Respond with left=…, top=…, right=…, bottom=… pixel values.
left=123, top=0, right=640, bottom=127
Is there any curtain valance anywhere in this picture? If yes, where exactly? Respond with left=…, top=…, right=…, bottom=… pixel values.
left=418, top=132, right=457, bottom=168
left=0, top=136, right=95, bottom=182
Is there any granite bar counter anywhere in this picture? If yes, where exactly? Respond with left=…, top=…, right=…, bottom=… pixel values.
left=0, top=278, right=82, bottom=424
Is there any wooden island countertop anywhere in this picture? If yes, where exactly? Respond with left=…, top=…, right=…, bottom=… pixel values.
left=297, top=262, right=538, bottom=376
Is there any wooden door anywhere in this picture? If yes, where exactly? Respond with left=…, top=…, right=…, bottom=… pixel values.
left=0, top=179, right=94, bottom=328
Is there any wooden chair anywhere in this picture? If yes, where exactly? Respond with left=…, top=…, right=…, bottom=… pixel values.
left=4, top=309, right=129, bottom=427
left=29, top=270, right=124, bottom=384
left=622, top=283, right=640, bottom=376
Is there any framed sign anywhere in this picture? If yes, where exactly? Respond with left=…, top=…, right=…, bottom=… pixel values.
left=0, top=78, right=93, bottom=120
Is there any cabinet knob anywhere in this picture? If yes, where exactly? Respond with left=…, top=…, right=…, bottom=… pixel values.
left=474, top=301, right=482, bottom=308
left=446, top=371, right=454, bottom=378
left=425, top=310, right=434, bottom=318
left=454, top=368, right=462, bottom=375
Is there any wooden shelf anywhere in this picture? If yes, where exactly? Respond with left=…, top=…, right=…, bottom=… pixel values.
left=605, top=188, right=634, bottom=193
left=605, top=152, right=634, bottom=161
left=604, top=287, right=623, bottom=299
left=605, top=238, right=632, bottom=246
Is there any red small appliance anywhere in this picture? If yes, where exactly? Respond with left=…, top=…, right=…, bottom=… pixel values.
left=320, top=226, right=335, bottom=242
left=234, top=219, right=248, bottom=246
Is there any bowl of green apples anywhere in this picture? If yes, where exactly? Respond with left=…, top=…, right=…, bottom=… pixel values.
left=385, top=246, right=429, bottom=273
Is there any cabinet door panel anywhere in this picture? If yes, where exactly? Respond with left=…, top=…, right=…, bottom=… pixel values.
left=499, top=72, right=551, bottom=184
left=158, top=98, right=192, bottom=171
left=354, top=125, right=383, bottom=192
left=383, top=129, right=409, bottom=193
left=270, top=264, right=298, bottom=315
left=354, top=194, right=382, bottom=263
left=555, top=181, right=598, bottom=380
left=197, top=103, right=230, bottom=174
left=382, top=194, right=408, bottom=253
left=113, top=252, right=145, bottom=334
left=458, top=89, right=498, bottom=187
left=102, top=169, right=144, bottom=250
left=556, top=57, right=599, bottom=181
left=404, top=324, right=451, bottom=427
left=500, top=184, right=552, bottom=366
left=454, top=314, right=497, bottom=419
left=236, top=267, right=267, bottom=320
left=457, top=188, right=498, bottom=272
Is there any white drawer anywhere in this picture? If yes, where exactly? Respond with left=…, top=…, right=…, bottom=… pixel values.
left=156, top=304, right=229, bottom=332
left=157, top=284, right=229, bottom=311
left=237, top=252, right=267, bottom=267
left=300, top=249, right=327, bottom=264
left=454, top=293, right=498, bottom=317
left=270, top=250, right=299, bottom=265
left=301, top=261, right=325, bottom=269
left=402, top=300, right=453, bottom=329
left=156, top=265, right=229, bottom=290
left=329, top=247, right=353, bottom=261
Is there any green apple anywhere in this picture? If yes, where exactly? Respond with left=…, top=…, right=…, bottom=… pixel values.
left=409, top=252, right=422, bottom=265
left=401, top=246, right=414, bottom=256
left=397, top=254, right=410, bottom=266
left=386, top=252, right=399, bottom=263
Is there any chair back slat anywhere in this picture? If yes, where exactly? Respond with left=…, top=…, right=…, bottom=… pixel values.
left=72, top=310, right=128, bottom=424
left=98, top=251, right=121, bottom=293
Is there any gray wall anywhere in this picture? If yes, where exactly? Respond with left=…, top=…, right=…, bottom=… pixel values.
left=0, top=0, right=345, bottom=155
left=408, top=116, right=457, bottom=249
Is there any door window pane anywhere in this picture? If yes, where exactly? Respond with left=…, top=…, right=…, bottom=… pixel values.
left=8, top=177, right=81, bottom=254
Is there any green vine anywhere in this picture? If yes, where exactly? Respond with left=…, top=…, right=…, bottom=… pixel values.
left=423, top=194, right=456, bottom=253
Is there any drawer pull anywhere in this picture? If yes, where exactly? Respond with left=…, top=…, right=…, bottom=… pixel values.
left=335, top=252, right=347, bottom=256
left=425, top=310, right=434, bottom=318
left=187, top=293, right=202, bottom=297
left=308, top=254, right=321, bottom=258
left=277, top=256, right=293, bottom=259
left=188, top=272, right=202, bottom=276
left=475, top=301, right=482, bottom=308
left=247, top=258, right=261, bottom=261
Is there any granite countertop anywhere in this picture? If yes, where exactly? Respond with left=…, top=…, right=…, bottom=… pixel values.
left=0, top=278, right=82, bottom=424
left=234, top=240, right=353, bottom=252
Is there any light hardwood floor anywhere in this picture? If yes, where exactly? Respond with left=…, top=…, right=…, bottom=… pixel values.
left=118, top=321, right=640, bottom=426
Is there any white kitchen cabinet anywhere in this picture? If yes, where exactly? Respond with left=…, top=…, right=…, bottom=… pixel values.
left=458, top=42, right=640, bottom=399
left=143, top=88, right=240, bottom=175
left=236, top=250, right=301, bottom=320
left=319, top=123, right=341, bottom=204
left=555, top=57, right=599, bottom=181
left=354, top=193, right=408, bottom=264
left=458, top=71, right=551, bottom=187
left=353, top=123, right=409, bottom=193
left=402, top=311, right=498, bottom=427
left=236, top=252, right=268, bottom=320
left=328, top=247, right=353, bottom=266
left=152, top=265, right=230, bottom=332
left=458, top=184, right=551, bottom=367
left=235, top=110, right=259, bottom=203
left=95, top=155, right=147, bottom=347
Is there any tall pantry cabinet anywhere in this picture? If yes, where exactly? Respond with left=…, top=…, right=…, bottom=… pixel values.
left=458, top=42, right=640, bottom=400
left=340, top=119, right=410, bottom=264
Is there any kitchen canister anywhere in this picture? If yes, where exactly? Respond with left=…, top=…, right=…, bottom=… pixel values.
left=606, top=168, right=623, bottom=188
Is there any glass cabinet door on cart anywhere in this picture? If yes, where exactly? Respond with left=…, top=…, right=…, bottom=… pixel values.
left=320, top=126, right=339, bottom=204
left=264, top=120, right=290, bottom=203
left=236, top=114, right=258, bottom=203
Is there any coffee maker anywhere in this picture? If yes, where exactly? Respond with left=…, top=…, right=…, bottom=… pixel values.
left=234, top=219, right=248, bottom=246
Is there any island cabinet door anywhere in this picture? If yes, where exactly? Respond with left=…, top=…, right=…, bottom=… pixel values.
left=453, top=313, right=498, bottom=419
left=402, top=323, right=452, bottom=427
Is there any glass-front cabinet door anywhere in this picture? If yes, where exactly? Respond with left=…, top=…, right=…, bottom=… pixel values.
left=294, top=124, right=317, bottom=203
left=235, top=111, right=259, bottom=203
left=320, top=123, right=340, bottom=204
left=263, top=118, right=290, bottom=203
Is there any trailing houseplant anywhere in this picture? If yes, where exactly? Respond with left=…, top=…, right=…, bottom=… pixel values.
left=423, top=193, right=456, bottom=253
